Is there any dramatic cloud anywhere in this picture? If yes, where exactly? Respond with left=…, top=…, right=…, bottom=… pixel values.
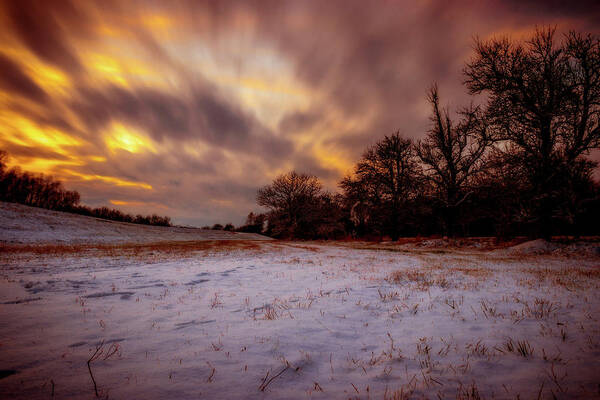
left=0, top=0, right=598, bottom=225
left=0, top=53, right=48, bottom=104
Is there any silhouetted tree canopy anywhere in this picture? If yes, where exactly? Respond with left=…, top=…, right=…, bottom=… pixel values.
left=464, top=27, right=600, bottom=238
left=256, top=171, right=346, bottom=239
left=257, top=171, right=322, bottom=238
left=416, top=84, right=490, bottom=236
left=342, top=132, right=420, bottom=240
left=237, top=212, right=267, bottom=234
left=255, top=27, right=600, bottom=240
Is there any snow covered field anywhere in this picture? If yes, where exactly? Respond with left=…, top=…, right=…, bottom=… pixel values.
left=1, top=238, right=599, bottom=399
left=0, top=202, right=268, bottom=245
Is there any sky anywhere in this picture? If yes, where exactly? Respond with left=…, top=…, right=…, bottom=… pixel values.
left=0, top=0, right=599, bottom=226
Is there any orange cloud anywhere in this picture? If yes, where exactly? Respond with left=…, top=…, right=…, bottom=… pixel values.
left=64, top=169, right=153, bottom=190
left=104, top=122, right=157, bottom=154
left=110, top=199, right=168, bottom=209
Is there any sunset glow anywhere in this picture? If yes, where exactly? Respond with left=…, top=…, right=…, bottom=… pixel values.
left=0, top=1, right=598, bottom=225
left=104, top=123, right=157, bottom=155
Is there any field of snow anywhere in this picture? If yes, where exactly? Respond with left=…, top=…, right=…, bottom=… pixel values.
left=0, top=202, right=268, bottom=245
left=1, top=238, right=599, bottom=399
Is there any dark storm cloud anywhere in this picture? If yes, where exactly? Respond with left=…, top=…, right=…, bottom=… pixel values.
left=69, top=83, right=293, bottom=160
left=192, top=91, right=251, bottom=144
left=1, top=142, right=70, bottom=162
left=501, top=0, right=600, bottom=19
left=70, top=84, right=190, bottom=140
left=2, top=0, right=84, bottom=72
left=0, top=52, right=48, bottom=104
left=123, top=150, right=221, bottom=179
left=278, top=109, right=322, bottom=135
left=291, top=152, right=341, bottom=181
left=187, top=0, right=486, bottom=154
left=7, top=100, right=77, bottom=135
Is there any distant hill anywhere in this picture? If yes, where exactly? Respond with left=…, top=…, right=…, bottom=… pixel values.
left=0, top=202, right=270, bottom=245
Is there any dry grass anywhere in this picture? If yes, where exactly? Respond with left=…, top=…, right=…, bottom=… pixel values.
left=387, top=269, right=444, bottom=291
left=448, top=266, right=492, bottom=279
left=456, top=382, right=483, bottom=400
left=266, top=241, right=322, bottom=253
left=387, top=264, right=490, bottom=291
left=0, top=240, right=266, bottom=262
left=378, top=289, right=401, bottom=302
left=336, top=236, right=600, bottom=252
left=495, top=338, right=534, bottom=357
left=518, top=265, right=600, bottom=290
left=332, top=237, right=536, bottom=255
left=384, top=385, right=415, bottom=400
left=262, top=305, right=279, bottom=320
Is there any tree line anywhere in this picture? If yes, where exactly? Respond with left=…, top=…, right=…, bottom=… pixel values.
left=0, top=150, right=171, bottom=227
left=243, top=28, right=600, bottom=240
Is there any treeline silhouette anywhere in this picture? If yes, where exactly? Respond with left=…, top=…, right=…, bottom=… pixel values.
left=0, top=150, right=171, bottom=227
left=201, top=223, right=235, bottom=231
left=244, top=28, right=600, bottom=240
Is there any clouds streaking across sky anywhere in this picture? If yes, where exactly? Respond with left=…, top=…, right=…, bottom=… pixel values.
left=1, top=0, right=598, bottom=226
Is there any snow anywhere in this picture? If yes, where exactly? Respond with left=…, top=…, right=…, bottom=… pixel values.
left=496, top=239, right=600, bottom=257
left=1, top=205, right=599, bottom=399
left=0, top=202, right=269, bottom=245
left=500, top=239, right=558, bottom=255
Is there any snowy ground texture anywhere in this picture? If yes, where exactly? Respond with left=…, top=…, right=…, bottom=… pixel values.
left=0, top=202, right=269, bottom=244
left=1, top=207, right=599, bottom=399
left=1, top=241, right=599, bottom=399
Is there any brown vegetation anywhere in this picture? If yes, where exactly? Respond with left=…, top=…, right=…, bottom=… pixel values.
left=0, top=240, right=265, bottom=260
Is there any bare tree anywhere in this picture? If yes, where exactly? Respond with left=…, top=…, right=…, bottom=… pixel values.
left=464, top=27, right=600, bottom=239
left=257, top=171, right=322, bottom=237
left=339, top=174, right=372, bottom=237
left=343, top=132, right=420, bottom=240
left=563, top=31, right=600, bottom=161
left=416, top=84, right=489, bottom=236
